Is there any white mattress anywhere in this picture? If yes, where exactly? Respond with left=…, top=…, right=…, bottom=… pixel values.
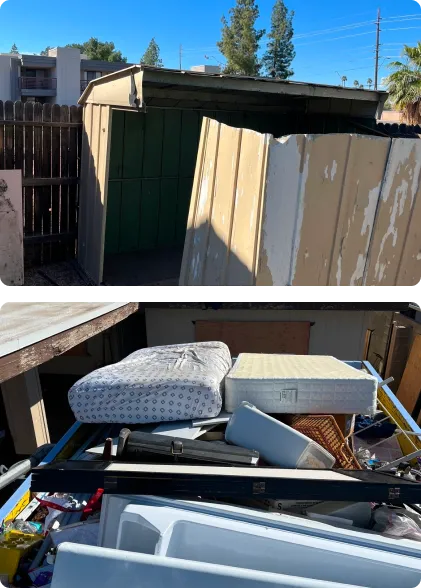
left=68, top=342, right=231, bottom=424
left=225, top=355, right=377, bottom=415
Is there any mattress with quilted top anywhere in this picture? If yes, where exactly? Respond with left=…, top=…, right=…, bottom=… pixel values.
left=68, top=342, right=231, bottom=424
left=225, top=354, right=377, bottom=415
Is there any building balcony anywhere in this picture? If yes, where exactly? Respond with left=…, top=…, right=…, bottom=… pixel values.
left=80, top=80, right=89, bottom=93
left=19, top=77, right=57, bottom=90
left=19, top=77, right=57, bottom=98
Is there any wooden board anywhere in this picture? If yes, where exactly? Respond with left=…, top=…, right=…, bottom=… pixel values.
left=0, top=303, right=139, bottom=384
left=1, top=368, right=50, bottom=454
left=0, top=170, right=23, bottom=285
left=397, top=335, right=421, bottom=417
left=384, top=323, right=411, bottom=392
left=195, top=321, right=311, bottom=356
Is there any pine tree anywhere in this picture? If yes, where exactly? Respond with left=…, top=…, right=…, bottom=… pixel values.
left=141, top=38, right=163, bottom=67
left=262, top=0, right=295, bottom=79
left=10, top=43, right=19, bottom=54
left=217, top=0, right=265, bottom=76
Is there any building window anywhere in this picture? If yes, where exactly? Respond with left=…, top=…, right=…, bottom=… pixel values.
left=86, top=71, right=101, bottom=82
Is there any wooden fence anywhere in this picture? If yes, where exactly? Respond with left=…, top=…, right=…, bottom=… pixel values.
left=0, top=100, right=83, bottom=266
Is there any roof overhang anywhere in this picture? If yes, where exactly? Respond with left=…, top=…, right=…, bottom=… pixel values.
left=79, top=65, right=388, bottom=119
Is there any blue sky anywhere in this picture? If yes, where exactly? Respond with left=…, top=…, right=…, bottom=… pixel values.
left=0, top=0, right=420, bottom=87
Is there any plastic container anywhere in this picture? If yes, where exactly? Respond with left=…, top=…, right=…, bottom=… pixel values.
left=111, top=504, right=421, bottom=588
left=52, top=542, right=361, bottom=588
left=225, top=402, right=335, bottom=469
left=0, top=529, right=42, bottom=581
left=291, top=416, right=361, bottom=470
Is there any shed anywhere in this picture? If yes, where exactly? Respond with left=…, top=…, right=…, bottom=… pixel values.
left=78, top=65, right=388, bottom=285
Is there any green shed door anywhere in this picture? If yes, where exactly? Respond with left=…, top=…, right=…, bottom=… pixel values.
left=105, top=108, right=201, bottom=255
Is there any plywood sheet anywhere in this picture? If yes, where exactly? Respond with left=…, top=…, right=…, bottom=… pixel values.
left=364, top=139, right=421, bottom=285
left=397, top=335, right=421, bottom=416
left=195, top=321, right=311, bottom=356
left=0, top=170, right=23, bottom=286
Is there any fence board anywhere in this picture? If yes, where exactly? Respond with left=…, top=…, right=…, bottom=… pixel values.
left=24, top=102, right=35, bottom=265
left=51, top=104, right=62, bottom=261
left=60, top=105, right=70, bottom=260
left=33, top=102, right=43, bottom=264
left=0, top=101, right=4, bottom=169
left=4, top=101, right=14, bottom=170
left=0, top=100, right=82, bottom=268
left=42, top=103, right=52, bottom=263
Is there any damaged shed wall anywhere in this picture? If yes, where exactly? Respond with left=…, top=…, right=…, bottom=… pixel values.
left=180, top=118, right=421, bottom=286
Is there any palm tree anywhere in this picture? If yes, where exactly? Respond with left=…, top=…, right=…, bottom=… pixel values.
left=367, top=78, right=373, bottom=90
left=386, top=42, right=421, bottom=124
left=341, top=75, right=347, bottom=87
left=353, top=80, right=360, bottom=88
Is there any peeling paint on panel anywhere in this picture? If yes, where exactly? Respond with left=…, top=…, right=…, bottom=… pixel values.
left=181, top=120, right=420, bottom=287
left=256, top=135, right=305, bottom=286
left=365, top=139, right=421, bottom=285
left=0, top=171, right=24, bottom=286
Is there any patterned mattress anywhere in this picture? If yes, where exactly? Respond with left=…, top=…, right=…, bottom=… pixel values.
left=68, top=342, right=232, bottom=424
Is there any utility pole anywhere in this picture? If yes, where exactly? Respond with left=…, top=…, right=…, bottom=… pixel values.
left=179, top=44, right=182, bottom=70
left=374, top=8, right=381, bottom=91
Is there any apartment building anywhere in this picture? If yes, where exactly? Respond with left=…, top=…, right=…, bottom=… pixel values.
left=0, top=47, right=132, bottom=106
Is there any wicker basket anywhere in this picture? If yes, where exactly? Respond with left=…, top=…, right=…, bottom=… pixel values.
left=291, top=415, right=361, bottom=470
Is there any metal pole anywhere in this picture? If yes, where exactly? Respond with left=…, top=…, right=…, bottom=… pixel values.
left=374, top=8, right=381, bottom=90
left=179, top=44, right=182, bottom=70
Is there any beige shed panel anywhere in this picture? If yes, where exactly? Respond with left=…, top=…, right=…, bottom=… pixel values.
left=364, top=139, right=421, bottom=286
left=80, top=68, right=144, bottom=109
left=179, top=118, right=270, bottom=286
left=78, top=103, right=112, bottom=284
left=257, top=134, right=390, bottom=286
left=180, top=119, right=420, bottom=286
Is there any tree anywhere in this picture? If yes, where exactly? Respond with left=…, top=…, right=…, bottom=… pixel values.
left=141, top=38, right=163, bottom=67
left=359, top=84, right=364, bottom=89
left=217, top=0, right=265, bottom=76
left=386, top=42, right=421, bottom=124
left=367, top=77, right=373, bottom=90
left=261, top=0, right=295, bottom=79
left=40, top=46, right=51, bottom=56
left=341, top=76, right=347, bottom=87
left=66, top=38, right=127, bottom=62
left=353, top=80, right=360, bottom=88
left=10, top=43, right=18, bottom=54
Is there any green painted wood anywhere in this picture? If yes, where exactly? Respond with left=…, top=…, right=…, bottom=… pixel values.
left=139, top=179, right=160, bottom=250
left=162, top=110, right=181, bottom=178
left=176, top=177, right=194, bottom=246
left=122, top=112, right=145, bottom=179
left=120, top=180, right=141, bottom=252
left=143, top=109, right=164, bottom=178
left=179, top=110, right=201, bottom=177
left=104, top=182, right=122, bottom=254
left=158, top=178, right=178, bottom=248
left=109, top=110, right=125, bottom=180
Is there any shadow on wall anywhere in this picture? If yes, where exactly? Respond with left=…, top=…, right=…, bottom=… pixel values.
left=181, top=221, right=252, bottom=287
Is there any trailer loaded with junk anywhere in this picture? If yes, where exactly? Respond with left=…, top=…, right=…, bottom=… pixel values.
left=1, top=342, right=421, bottom=587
